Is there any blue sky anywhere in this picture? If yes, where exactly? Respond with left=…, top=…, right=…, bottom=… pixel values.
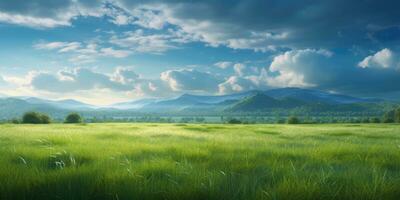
left=0, top=0, right=399, bottom=105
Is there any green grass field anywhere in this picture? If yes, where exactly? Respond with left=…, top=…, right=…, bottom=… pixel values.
left=0, top=123, right=400, bottom=200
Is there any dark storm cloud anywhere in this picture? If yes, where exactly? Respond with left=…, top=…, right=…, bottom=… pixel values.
left=2, top=0, right=400, bottom=46
left=117, top=0, right=400, bottom=48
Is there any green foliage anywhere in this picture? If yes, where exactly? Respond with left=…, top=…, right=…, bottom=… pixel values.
left=227, top=118, right=242, bottom=124
left=0, top=124, right=400, bottom=199
left=370, top=117, right=381, bottom=123
left=10, top=118, right=20, bottom=124
left=22, top=112, right=51, bottom=124
left=383, top=110, right=396, bottom=123
left=361, top=118, right=370, bottom=123
left=287, top=116, right=300, bottom=124
left=39, top=114, right=51, bottom=124
left=64, top=113, right=83, bottom=124
left=395, top=107, right=400, bottom=123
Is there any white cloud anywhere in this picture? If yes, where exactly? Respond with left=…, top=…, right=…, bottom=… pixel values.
left=131, top=8, right=167, bottom=30
left=218, top=76, right=257, bottom=94
left=112, top=67, right=139, bottom=84
left=30, top=68, right=130, bottom=93
left=233, top=63, right=246, bottom=76
left=267, top=49, right=333, bottom=88
left=358, top=48, right=399, bottom=69
left=0, top=12, right=71, bottom=28
left=110, top=29, right=178, bottom=54
left=26, top=67, right=173, bottom=101
left=214, top=61, right=232, bottom=69
left=34, top=41, right=132, bottom=63
left=160, top=69, right=221, bottom=93
left=34, top=42, right=80, bottom=50
left=100, top=47, right=131, bottom=58
left=59, top=42, right=82, bottom=53
left=0, top=0, right=104, bottom=28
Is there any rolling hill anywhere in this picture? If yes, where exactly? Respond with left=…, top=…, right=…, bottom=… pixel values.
left=0, top=88, right=393, bottom=119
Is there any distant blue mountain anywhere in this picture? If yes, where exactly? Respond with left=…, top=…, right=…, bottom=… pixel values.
left=140, top=91, right=256, bottom=112
left=110, top=98, right=158, bottom=110
left=0, top=87, right=389, bottom=118
left=264, top=88, right=381, bottom=104
left=22, top=97, right=95, bottom=110
left=138, top=87, right=382, bottom=112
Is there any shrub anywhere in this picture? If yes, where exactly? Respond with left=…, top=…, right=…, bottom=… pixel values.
left=40, top=114, right=51, bottom=124
left=65, top=113, right=83, bottom=123
left=276, top=119, right=286, bottom=124
left=22, top=112, right=51, bottom=124
left=383, top=110, right=395, bottom=123
left=228, top=119, right=242, bottom=124
left=10, top=118, right=20, bottom=124
left=395, top=107, right=400, bottom=123
left=362, top=118, right=370, bottom=123
left=287, top=116, right=300, bottom=124
left=370, top=117, right=381, bottom=123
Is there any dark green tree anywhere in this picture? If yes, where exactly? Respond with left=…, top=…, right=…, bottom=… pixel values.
left=40, top=114, right=51, bottom=124
left=395, top=107, right=400, bottom=123
left=22, top=112, right=51, bottom=124
left=383, top=110, right=395, bottom=123
left=65, top=113, right=83, bottom=123
left=287, top=116, right=300, bottom=124
left=228, top=118, right=242, bottom=124
left=370, top=117, right=381, bottom=123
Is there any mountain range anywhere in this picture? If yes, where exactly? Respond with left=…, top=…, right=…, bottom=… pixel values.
left=0, top=88, right=394, bottom=119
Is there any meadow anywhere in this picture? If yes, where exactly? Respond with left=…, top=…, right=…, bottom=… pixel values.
left=0, top=123, right=399, bottom=200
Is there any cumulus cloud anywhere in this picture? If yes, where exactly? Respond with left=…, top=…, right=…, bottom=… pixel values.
left=28, top=67, right=175, bottom=99
left=267, top=49, right=333, bottom=87
left=112, top=67, right=140, bottom=85
left=160, top=69, right=221, bottom=93
left=263, top=48, right=400, bottom=95
left=358, top=48, right=399, bottom=69
left=218, top=76, right=257, bottom=94
left=31, top=68, right=132, bottom=92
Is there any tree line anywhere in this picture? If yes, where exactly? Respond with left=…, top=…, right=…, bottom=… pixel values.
left=11, top=112, right=83, bottom=124
left=6, top=106, right=400, bottom=125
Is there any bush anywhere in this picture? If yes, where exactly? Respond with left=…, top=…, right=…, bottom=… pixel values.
left=395, top=107, right=400, bottom=123
left=10, top=118, right=20, bottom=124
left=22, top=112, right=51, bottom=124
left=287, top=116, right=300, bottom=124
left=362, top=118, right=370, bottom=123
left=276, top=119, right=286, bottom=124
left=65, top=113, right=83, bottom=123
left=40, top=114, right=51, bottom=124
left=370, top=117, right=381, bottom=123
left=228, top=119, right=242, bottom=124
left=383, top=110, right=395, bottom=123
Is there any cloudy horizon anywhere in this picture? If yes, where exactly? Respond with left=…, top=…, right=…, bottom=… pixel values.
left=0, top=0, right=400, bottom=105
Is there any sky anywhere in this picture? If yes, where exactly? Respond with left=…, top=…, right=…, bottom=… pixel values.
left=0, top=0, right=400, bottom=105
